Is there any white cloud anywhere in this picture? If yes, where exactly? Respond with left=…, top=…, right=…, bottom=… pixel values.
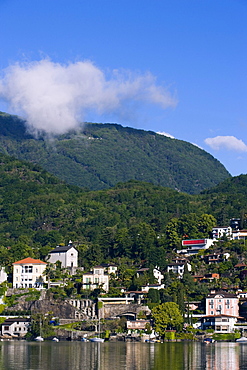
left=192, top=143, right=203, bottom=149
left=156, top=131, right=175, bottom=139
left=0, top=59, right=177, bottom=136
left=205, top=136, right=247, bottom=152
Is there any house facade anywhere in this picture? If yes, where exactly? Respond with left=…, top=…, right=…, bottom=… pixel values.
left=48, top=244, right=78, bottom=268
left=232, top=230, right=247, bottom=241
left=82, top=265, right=109, bottom=292
left=13, top=257, right=47, bottom=288
left=141, top=283, right=165, bottom=292
left=167, top=262, right=191, bottom=278
left=212, top=226, right=232, bottom=240
left=100, top=263, right=118, bottom=275
left=0, top=267, right=7, bottom=284
left=1, top=318, right=30, bottom=337
left=178, top=239, right=215, bottom=256
left=136, top=267, right=164, bottom=284
left=204, top=252, right=230, bottom=265
left=205, top=291, right=239, bottom=316
left=200, top=315, right=238, bottom=333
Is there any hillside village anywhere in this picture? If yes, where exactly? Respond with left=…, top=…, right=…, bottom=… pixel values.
left=2, top=217, right=247, bottom=340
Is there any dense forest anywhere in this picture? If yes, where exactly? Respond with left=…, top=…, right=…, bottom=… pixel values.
left=0, top=152, right=246, bottom=274
left=0, top=112, right=230, bottom=194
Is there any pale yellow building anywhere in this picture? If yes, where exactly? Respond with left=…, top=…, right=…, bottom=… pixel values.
left=13, top=257, right=47, bottom=288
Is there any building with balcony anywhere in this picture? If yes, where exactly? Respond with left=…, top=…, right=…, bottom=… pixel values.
left=13, top=257, right=47, bottom=288
left=205, top=291, right=239, bottom=317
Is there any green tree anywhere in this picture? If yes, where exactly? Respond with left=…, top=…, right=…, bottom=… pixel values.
left=166, top=218, right=181, bottom=249
left=197, top=214, right=216, bottom=235
left=148, top=288, right=160, bottom=303
left=152, top=302, right=183, bottom=336
left=29, top=313, right=55, bottom=338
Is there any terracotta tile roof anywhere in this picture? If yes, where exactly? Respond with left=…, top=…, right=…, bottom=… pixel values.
left=235, top=262, right=247, bottom=267
left=13, top=257, right=47, bottom=265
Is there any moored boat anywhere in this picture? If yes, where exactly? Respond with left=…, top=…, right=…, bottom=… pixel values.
left=34, top=336, right=44, bottom=342
left=89, top=337, right=104, bottom=343
left=236, top=337, right=247, bottom=343
left=204, top=338, right=215, bottom=344
left=81, top=337, right=89, bottom=342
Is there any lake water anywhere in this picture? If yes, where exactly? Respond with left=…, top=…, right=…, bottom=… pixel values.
left=1, top=341, right=247, bottom=369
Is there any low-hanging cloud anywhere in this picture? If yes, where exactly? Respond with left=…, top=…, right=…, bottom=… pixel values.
left=205, top=135, right=247, bottom=152
left=156, top=131, right=175, bottom=139
left=0, top=59, right=177, bottom=136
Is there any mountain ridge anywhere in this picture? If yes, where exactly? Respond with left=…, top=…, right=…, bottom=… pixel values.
left=0, top=112, right=230, bottom=194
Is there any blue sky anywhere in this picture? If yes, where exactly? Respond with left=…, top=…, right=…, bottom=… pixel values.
left=0, top=0, right=247, bottom=176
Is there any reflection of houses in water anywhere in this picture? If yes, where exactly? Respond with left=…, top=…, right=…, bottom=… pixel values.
left=205, top=343, right=239, bottom=370
left=125, top=342, right=154, bottom=370
left=183, top=342, right=240, bottom=370
left=183, top=342, right=204, bottom=369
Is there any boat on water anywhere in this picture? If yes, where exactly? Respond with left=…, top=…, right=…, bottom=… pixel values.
left=81, top=337, right=89, bottom=342
left=89, top=337, right=104, bottom=343
left=204, top=338, right=215, bottom=344
left=236, top=337, right=247, bottom=343
left=88, top=303, right=104, bottom=342
left=34, top=336, right=44, bottom=342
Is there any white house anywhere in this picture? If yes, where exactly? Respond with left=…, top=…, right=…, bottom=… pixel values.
left=153, top=268, right=164, bottom=284
left=232, top=229, right=247, bottom=241
left=136, top=267, right=164, bottom=284
left=141, top=283, right=165, bottom=292
left=82, top=265, right=109, bottom=292
left=167, top=262, right=192, bottom=278
left=48, top=243, right=78, bottom=268
left=200, top=315, right=239, bottom=333
left=0, top=267, right=7, bottom=283
left=1, top=318, right=30, bottom=337
left=212, top=226, right=232, bottom=240
left=13, top=257, right=47, bottom=288
left=178, top=239, right=215, bottom=256
left=100, top=263, right=118, bottom=275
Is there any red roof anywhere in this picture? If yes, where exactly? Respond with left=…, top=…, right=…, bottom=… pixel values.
left=13, top=257, right=47, bottom=265
left=182, top=239, right=206, bottom=246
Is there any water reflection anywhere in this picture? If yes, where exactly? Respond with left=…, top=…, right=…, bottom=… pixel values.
left=1, top=341, right=247, bottom=370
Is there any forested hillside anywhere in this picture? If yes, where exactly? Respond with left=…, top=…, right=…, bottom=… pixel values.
left=0, top=112, right=230, bottom=194
left=0, top=153, right=246, bottom=272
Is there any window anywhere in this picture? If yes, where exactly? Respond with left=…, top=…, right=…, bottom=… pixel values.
left=22, top=266, right=33, bottom=273
left=16, top=277, right=18, bottom=281
left=211, top=311, right=214, bottom=315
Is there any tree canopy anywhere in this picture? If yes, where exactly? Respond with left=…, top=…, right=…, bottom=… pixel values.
left=152, top=302, right=183, bottom=336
